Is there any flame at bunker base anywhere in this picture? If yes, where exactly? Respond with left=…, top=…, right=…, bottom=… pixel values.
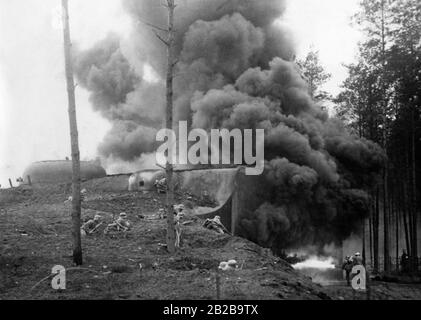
left=292, top=256, right=336, bottom=271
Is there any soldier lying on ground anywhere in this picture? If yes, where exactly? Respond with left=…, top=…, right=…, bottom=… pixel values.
left=81, top=215, right=103, bottom=236
left=203, top=215, right=229, bottom=235
left=104, top=212, right=132, bottom=234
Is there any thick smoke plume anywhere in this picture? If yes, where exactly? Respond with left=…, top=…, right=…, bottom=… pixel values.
left=74, top=0, right=385, bottom=253
left=74, top=34, right=164, bottom=161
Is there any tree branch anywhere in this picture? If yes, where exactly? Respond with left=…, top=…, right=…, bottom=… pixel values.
left=154, top=30, right=169, bottom=46
left=138, top=18, right=168, bottom=33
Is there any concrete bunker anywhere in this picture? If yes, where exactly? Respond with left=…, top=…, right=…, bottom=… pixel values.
left=22, top=160, right=106, bottom=186
left=128, top=169, right=166, bottom=192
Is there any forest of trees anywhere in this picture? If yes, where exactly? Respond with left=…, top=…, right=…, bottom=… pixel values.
left=334, top=0, right=420, bottom=273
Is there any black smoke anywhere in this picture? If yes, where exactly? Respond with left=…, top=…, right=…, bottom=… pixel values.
left=74, top=0, right=385, bottom=252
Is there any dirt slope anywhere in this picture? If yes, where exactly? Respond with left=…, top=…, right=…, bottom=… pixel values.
left=0, top=184, right=330, bottom=300
left=1, top=183, right=420, bottom=300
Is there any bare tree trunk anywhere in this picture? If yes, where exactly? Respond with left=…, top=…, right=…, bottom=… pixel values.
left=164, top=0, right=176, bottom=254
left=369, top=200, right=374, bottom=269
left=383, top=176, right=390, bottom=273
left=390, top=178, right=398, bottom=271
left=373, top=187, right=380, bottom=273
left=362, top=220, right=366, bottom=266
left=402, top=181, right=411, bottom=256
left=380, top=0, right=390, bottom=273
left=396, top=202, right=400, bottom=271
left=411, top=106, right=418, bottom=271
left=62, top=0, right=82, bottom=265
left=404, top=135, right=413, bottom=257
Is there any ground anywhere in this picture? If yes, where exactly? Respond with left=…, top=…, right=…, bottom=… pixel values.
left=1, top=181, right=421, bottom=300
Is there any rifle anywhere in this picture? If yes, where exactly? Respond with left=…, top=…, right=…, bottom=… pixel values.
left=87, top=222, right=104, bottom=235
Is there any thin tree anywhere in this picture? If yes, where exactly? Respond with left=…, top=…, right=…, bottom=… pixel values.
left=164, top=0, right=177, bottom=254
left=147, top=0, right=177, bottom=253
left=62, top=0, right=83, bottom=265
left=380, top=0, right=391, bottom=274
left=296, top=49, right=331, bottom=101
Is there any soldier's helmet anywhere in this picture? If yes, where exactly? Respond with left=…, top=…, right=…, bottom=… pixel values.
left=174, top=204, right=185, bottom=214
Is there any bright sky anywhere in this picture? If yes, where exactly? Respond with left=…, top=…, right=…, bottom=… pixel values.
left=0, top=0, right=362, bottom=188
left=284, top=0, right=361, bottom=95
